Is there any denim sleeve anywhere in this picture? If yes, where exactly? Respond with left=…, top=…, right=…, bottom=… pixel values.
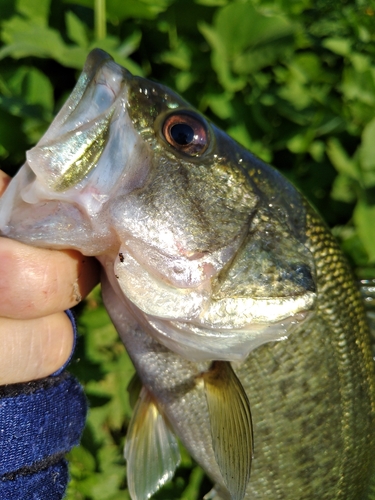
left=0, top=311, right=87, bottom=500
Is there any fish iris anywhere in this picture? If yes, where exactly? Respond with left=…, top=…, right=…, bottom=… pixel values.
left=162, top=111, right=209, bottom=156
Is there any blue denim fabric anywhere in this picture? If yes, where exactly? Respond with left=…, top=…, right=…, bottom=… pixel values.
left=0, top=311, right=86, bottom=499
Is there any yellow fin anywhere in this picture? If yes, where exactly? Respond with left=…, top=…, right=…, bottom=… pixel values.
left=203, top=361, right=253, bottom=500
left=124, top=386, right=180, bottom=500
left=127, top=371, right=142, bottom=410
left=204, top=485, right=231, bottom=500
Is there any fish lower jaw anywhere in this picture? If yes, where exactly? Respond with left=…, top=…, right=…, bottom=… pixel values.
left=144, top=308, right=312, bottom=363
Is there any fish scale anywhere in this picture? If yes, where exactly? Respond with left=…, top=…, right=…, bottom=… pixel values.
left=304, top=209, right=375, bottom=498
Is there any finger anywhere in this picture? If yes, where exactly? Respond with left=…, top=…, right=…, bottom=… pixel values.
left=0, top=312, right=74, bottom=384
left=0, top=170, right=10, bottom=196
left=0, top=237, right=100, bottom=319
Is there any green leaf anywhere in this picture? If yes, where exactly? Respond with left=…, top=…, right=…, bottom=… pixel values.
left=322, top=37, right=351, bottom=56
left=116, top=30, right=142, bottom=59
left=203, top=92, right=234, bottom=120
left=69, top=0, right=172, bottom=21
left=200, top=2, right=294, bottom=87
left=350, top=53, right=371, bottom=73
left=227, top=123, right=253, bottom=150
left=199, top=22, right=246, bottom=92
left=341, top=66, right=375, bottom=106
left=66, top=11, right=89, bottom=48
left=79, top=306, right=119, bottom=364
left=107, top=0, right=172, bottom=21
left=159, top=41, right=191, bottom=71
left=175, top=72, right=195, bottom=92
left=233, top=36, right=293, bottom=74
left=354, top=200, right=375, bottom=262
left=0, top=13, right=94, bottom=69
left=17, top=0, right=50, bottom=26
left=195, top=0, right=227, bottom=5
left=180, top=467, right=205, bottom=500
left=0, top=17, right=66, bottom=60
left=25, top=67, right=54, bottom=113
left=331, top=174, right=356, bottom=203
left=213, top=2, right=294, bottom=57
left=332, top=226, right=368, bottom=268
left=68, top=445, right=96, bottom=475
left=309, top=140, right=325, bottom=162
left=287, top=129, right=315, bottom=153
left=278, top=78, right=312, bottom=109
left=227, top=123, right=272, bottom=162
left=0, top=108, right=26, bottom=157
left=326, top=137, right=360, bottom=181
left=360, top=117, right=375, bottom=171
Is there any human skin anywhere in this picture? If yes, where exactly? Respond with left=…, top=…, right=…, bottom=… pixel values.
left=0, top=170, right=100, bottom=384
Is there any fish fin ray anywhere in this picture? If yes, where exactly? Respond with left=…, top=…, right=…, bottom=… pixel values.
left=204, top=485, right=232, bottom=500
left=126, top=371, right=142, bottom=409
left=203, top=361, right=253, bottom=500
left=124, top=386, right=180, bottom=500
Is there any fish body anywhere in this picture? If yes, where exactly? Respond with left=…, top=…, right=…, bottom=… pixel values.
left=0, top=49, right=374, bottom=499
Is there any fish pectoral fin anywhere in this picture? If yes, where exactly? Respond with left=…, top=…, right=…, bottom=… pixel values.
left=127, top=371, right=143, bottom=410
left=124, top=386, right=181, bottom=500
left=204, top=485, right=232, bottom=500
left=202, top=361, right=253, bottom=500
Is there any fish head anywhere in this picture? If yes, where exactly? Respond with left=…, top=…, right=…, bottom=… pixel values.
left=0, top=49, right=317, bottom=362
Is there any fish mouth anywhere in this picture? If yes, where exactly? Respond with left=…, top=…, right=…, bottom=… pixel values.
left=56, top=49, right=130, bottom=130
left=18, top=50, right=150, bottom=220
left=36, top=49, right=129, bottom=145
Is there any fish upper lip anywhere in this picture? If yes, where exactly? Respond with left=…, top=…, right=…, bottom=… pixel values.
left=93, top=61, right=128, bottom=101
left=83, top=49, right=130, bottom=93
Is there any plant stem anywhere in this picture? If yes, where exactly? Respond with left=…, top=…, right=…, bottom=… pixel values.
left=95, top=0, right=106, bottom=40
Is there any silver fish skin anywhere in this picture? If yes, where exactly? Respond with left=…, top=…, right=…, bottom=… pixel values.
left=0, top=49, right=374, bottom=500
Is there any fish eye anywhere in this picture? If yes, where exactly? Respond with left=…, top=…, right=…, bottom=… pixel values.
left=162, top=111, right=209, bottom=156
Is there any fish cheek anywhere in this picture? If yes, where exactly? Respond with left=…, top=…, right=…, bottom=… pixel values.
left=213, top=209, right=317, bottom=302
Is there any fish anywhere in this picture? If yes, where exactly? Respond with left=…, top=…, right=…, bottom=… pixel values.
left=0, top=48, right=375, bottom=500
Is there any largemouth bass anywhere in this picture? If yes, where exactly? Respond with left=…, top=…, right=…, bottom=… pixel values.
left=0, top=49, right=374, bottom=500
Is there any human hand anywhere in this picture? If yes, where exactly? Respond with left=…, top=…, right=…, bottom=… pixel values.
left=0, top=170, right=100, bottom=384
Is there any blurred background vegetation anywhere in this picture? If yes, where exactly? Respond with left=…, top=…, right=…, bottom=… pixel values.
left=1, top=0, right=375, bottom=498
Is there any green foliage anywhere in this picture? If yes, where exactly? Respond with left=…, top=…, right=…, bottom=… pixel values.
left=1, top=0, right=375, bottom=497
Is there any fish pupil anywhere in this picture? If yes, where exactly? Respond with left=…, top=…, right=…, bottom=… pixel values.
left=170, top=123, right=194, bottom=145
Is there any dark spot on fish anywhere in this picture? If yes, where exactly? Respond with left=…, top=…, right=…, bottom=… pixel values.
left=294, top=264, right=316, bottom=293
left=115, top=274, right=119, bottom=279
left=281, top=264, right=316, bottom=293
left=119, top=252, right=124, bottom=263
